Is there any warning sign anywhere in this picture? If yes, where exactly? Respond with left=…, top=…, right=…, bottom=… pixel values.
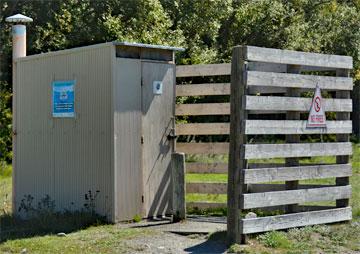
left=307, top=85, right=326, bottom=128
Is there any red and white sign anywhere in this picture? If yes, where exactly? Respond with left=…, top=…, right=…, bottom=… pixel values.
left=307, top=85, right=326, bottom=128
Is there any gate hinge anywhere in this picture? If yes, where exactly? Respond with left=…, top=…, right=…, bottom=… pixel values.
left=141, top=136, right=144, bottom=144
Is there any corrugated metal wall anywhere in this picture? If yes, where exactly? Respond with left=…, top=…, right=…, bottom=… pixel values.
left=113, top=58, right=143, bottom=221
left=14, top=44, right=114, bottom=219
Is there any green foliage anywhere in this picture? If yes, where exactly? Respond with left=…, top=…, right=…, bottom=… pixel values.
left=132, top=214, right=142, bottom=223
left=0, top=81, right=12, bottom=163
left=2, top=0, right=360, bottom=161
left=228, top=243, right=251, bottom=254
left=0, top=162, right=11, bottom=179
left=257, top=231, right=292, bottom=249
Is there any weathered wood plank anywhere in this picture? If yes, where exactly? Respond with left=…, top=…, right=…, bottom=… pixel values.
left=247, top=62, right=343, bottom=72
left=175, top=102, right=289, bottom=116
left=244, top=46, right=353, bottom=69
left=172, top=153, right=186, bottom=221
left=244, top=164, right=352, bottom=184
left=176, top=142, right=229, bottom=154
left=176, top=63, right=231, bottom=77
left=247, top=71, right=353, bottom=91
left=175, top=103, right=230, bottom=116
left=247, top=184, right=331, bottom=193
left=247, top=62, right=287, bottom=72
left=176, top=83, right=230, bottom=96
left=244, top=142, right=352, bottom=159
left=186, top=182, right=227, bottom=194
left=176, top=123, right=229, bottom=135
left=186, top=162, right=228, bottom=174
left=186, top=202, right=336, bottom=212
left=187, top=202, right=226, bottom=210
left=176, top=82, right=286, bottom=96
left=248, top=163, right=285, bottom=169
left=185, top=162, right=299, bottom=173
left=240, top=207, right=352, bottom=234
left=186, top=182, right=341, bottom=194
left=241, top=185, right=351, bottom=209
left=245, top=120, right=352, bottom=135
left=245, top=96, right=352, bottom=112
left=248, top=86, right=286, bottom=94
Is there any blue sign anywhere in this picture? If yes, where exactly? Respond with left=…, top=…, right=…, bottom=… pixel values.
left=52, top=80, right=75, bottom=117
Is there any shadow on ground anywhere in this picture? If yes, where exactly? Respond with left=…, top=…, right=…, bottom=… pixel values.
left=183, top=231, right=228, bottom=254
left=0, top=212, right=106, bottom=243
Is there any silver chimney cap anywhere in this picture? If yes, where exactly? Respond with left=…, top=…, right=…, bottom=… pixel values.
left=5, top=14, right=33, bottom=23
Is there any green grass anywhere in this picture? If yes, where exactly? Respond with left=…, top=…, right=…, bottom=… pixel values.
left=229, top=222, right=360, bottom=254
left=186, top=173, right=227, bottom=183
left=0, top=224, right=152, bottom=253
left=0, top=163, right=12, bottom=215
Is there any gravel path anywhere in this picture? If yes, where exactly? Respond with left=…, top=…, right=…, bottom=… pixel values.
left=119, top=216, right=228, bottom=254
left=125, top=230, right=227, bottom=254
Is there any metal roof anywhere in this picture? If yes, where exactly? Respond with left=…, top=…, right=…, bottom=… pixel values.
left=113, top=41, right=185, bottom=51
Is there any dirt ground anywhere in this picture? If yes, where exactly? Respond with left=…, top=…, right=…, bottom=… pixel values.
left=119, top=216, right=228, bottom=254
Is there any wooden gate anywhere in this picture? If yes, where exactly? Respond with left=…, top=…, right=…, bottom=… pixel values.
left=228, top=46, right=353, bottom=243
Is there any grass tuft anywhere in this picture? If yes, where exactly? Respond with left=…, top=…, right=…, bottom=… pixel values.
left=257, top=231, right=292, bottom=249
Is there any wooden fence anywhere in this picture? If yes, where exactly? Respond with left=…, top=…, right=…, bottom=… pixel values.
left=175, top=63, right=231, bottom=210
left=228, top=46, right=353, bottom=244
left=175, top=61, right=295, bottom=210
left=175, top=61, right=317, bottom=209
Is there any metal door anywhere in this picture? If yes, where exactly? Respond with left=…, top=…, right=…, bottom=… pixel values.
left=141, top=61, right=175, bottom=217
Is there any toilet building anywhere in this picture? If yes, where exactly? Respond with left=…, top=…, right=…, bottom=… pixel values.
left=13, top=42, right=183, bottom=222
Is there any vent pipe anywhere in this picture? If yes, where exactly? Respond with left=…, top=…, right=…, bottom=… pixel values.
left=5, top=14, right=33, bottom=59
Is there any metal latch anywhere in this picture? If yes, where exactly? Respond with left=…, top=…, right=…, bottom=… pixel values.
left=167, top=129, right=177, bottom=140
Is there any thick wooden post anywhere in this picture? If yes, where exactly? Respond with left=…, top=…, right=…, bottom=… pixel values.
left=172, top=152, right=186, bottom=222
left=285, top=65, right=301, bottom=213
left=228, top=46, right=247, bottom=245
left=336, top=69, right=351, bottom=208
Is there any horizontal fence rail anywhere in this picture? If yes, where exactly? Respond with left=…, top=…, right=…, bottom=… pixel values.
left=187, top=182, right=227, bottom=194
left=176, top=123, right=230, bottom=135
left=175, top=103, right=230, bottom=116
left=244, top=142, right=352, bottom=159
left=244, top=46, right=353, bottom=69
left=244, top=96, right=352, bottom=112
left=241, top=185, right=351, bottom=209
left=244, top=163, right=352, bottom=183
left=177, top=142, right=229, bottom=154
left=244, top=120, right=352, bottom=135
left=176, top=83, right=230, bottom=96
left=187, top=202, right=226, bottom=210
left=247, top=71, right=353, bottom=91
left=241, top=207, right=352, bottom=234
left=186, top=162, right=228, bottom=174
left=176, top=120, right=352, bottom=135
left=176, top=63, right=231, bottom=77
